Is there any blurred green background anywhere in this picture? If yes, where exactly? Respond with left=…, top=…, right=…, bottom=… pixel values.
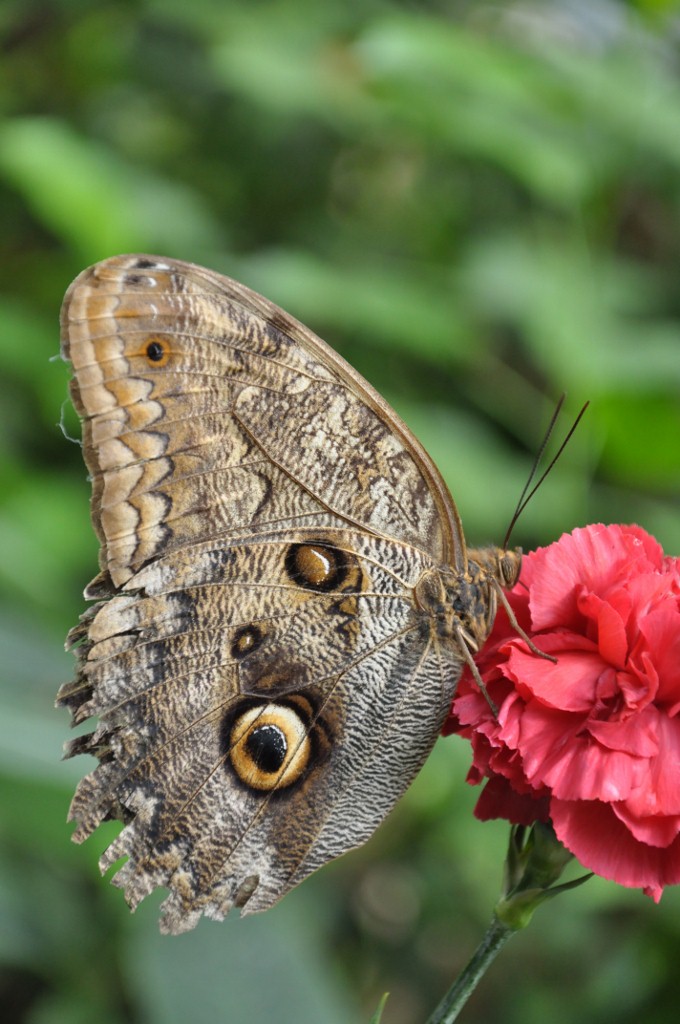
left=2, top=1, right=680, bottom=1022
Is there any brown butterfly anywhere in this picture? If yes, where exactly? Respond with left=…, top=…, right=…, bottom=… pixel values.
left=57, top=255, right=521, bottom=934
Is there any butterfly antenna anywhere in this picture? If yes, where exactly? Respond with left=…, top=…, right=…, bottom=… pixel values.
left=502, top=397, right=589, bottom=549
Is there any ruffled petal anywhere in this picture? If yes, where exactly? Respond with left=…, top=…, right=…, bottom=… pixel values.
left=586, top=707, right=658, bottom=758
left=638, top=600, right=680, bottom=710
left=514, top=702, right=647, bottom=802
left=474, top=775, right=549, bottom=825
left=552, top=798, right=680, bottom=894
left=529, top=526, right=662, bottom=632
left=617, top=714, right=680, bottom=818
left=612, top=803, right=680, bottom=848
left=504, top=642, right=603, bottom=712
left=577, top=590, right=628, bottom=667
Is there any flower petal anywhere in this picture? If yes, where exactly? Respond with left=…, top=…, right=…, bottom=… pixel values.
left=612, top=803, right=680, bottom=848
left=552, top=798, right=680, bottom=893
left=586, top=708, right=658, bottom=758
left=529, top=525, right=662, bottom=632
left=638, top=600, right=680, bottom=710
left=504, top=642, right=602, bottom=712
left=577, top=590, right=628, bottom=667
left=474, top=775, right=549, bottom=825
left=515, top=702, right=647, bottom=802
left=618, top=713, right=680, bottom=818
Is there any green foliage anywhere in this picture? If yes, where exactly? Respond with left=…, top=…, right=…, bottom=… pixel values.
left=1, top=1, right=679, bottom=1022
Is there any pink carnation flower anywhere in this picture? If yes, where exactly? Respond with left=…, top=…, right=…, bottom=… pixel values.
left=445, top=524, right=680, bottom=901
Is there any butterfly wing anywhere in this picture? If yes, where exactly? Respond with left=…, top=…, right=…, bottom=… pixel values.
left=57, top=255, right=466, bottom=933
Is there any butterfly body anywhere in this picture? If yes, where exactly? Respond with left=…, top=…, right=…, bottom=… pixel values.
left=57, top=255, right=518, bottom=933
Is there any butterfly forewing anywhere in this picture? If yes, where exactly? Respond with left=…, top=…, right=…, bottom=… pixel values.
left=62, top=257, right=463, bottom=585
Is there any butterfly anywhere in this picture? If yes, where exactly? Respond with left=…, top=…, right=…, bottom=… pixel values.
left=57, top=255, right=521, bottom=934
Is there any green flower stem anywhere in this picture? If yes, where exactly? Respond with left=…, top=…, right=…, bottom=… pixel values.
left=422, top=825, right=591, bottom=1024
left=425, top=914, right=514, bottom=1024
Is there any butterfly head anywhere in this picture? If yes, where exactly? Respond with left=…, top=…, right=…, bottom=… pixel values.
left=469, top=545, right=523, bottom=591
left=414, top=546, right=522, bottom=655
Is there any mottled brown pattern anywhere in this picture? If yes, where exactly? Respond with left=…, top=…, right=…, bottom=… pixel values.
left=57, top=255, right=521, bottom=933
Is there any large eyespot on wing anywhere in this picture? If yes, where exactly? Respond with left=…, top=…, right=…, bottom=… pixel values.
left=60, top=255, right=465, bottom=588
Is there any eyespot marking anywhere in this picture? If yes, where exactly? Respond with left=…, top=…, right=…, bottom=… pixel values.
left=231, top=624, right=263, bottom=659
left=132, top=258, right=170, bottom=271
left=143, top=335, right=171, bottom=365
left=285, top=542, right=347, bottom=592
left=226, top=702, right=311, bottom=791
